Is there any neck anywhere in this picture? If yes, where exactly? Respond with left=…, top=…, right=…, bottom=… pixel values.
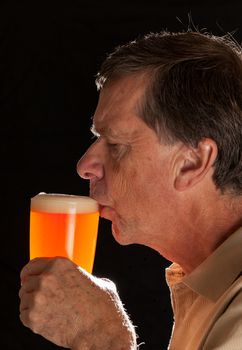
left=157, top=191, right=242, bottom=275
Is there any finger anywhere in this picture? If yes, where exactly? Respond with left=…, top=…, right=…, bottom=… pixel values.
left=19, top=307, right=37, bottom=330
left=19, top=275, right=40, bottom=299
left=20, top=257, right=51, bottom=282
left=19, top=287, right=34, bottom=312
left=19, top=293, right=30, bottom=312
left=19, top=308, right=43, bottom=336
left=19, top=284, right=47, bottom=313
left=19, top=290, right=46, bottom=313
left=19, top=307, right=30, bottom=327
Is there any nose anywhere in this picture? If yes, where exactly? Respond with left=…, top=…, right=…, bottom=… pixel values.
left=77, top=140, right=104, bottom=181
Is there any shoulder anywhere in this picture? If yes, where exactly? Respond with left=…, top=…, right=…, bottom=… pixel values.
left=203, top=277, right=242, bottom=349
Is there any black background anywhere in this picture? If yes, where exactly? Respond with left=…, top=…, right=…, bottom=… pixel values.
left=1, top=1, right=242, bottom=349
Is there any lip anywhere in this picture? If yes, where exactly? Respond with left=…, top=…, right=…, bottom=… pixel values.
left=98, top=204, right=115, bottom=220
left=89, top=194, right=114, bottom=219
left=98, top=204, right=105, bottom=214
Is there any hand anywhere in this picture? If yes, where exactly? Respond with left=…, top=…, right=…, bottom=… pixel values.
left=19, top=257, right=137, bottom=349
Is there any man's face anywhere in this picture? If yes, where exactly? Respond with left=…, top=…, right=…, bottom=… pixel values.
left=77, top=75, right=180, bottom=250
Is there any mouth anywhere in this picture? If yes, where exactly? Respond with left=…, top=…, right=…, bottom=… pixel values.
left=89, top=192, right=115, bottom=220
left=98, top=204, right=115, bottom=221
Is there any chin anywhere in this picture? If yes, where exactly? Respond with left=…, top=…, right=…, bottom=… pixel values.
left=111, top=223, right=133, bottom=246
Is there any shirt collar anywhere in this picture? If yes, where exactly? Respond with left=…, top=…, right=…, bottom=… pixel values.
left=183, top=227, right=242, bottom=301
left=166, top=227, right=242, bottom=302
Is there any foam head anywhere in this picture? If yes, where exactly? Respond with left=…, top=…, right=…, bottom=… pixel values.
left=31, top=193, right=99, bottom=214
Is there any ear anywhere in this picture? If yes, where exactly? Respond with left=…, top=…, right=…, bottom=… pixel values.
left=174, top=138, right=218, bottom=191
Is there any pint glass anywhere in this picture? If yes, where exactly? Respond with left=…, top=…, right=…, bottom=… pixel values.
left=30, top=193, right=99, bottom=273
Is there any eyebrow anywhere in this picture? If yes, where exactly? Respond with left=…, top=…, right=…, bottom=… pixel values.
left=90, top=124, right=101, bottom=137
left=90, top=124, right=132, bottom=139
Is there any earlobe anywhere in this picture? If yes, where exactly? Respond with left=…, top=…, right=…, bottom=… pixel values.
left=174, top=139, right=218, bottom=191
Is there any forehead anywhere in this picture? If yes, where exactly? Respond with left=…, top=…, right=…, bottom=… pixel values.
left=93, top=74, right=148, bottom=135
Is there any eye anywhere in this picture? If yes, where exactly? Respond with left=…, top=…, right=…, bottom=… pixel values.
left=107, top=141, right=125, bottom=157
left=107, top=142, right=117, bottom=147
left=107, top=142, right=120, bottom=152
left=106, top=142, right=130, bottom=161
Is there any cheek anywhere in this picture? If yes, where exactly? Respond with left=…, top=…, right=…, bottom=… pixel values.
left=105, top=151, right=166, bottom=209
left=106, top=162, right=138, bottom=201
left=125, top=159, right=167, bottom=209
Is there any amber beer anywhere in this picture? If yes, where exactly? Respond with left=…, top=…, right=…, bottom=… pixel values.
left=30, top=193, right=99, bottom=273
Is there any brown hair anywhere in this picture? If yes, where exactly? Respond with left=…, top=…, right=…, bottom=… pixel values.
left=96, top=31, right=242, bottom=195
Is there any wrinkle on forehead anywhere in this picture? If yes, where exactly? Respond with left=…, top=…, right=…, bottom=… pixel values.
left=93, top=74, right=148, bottom=137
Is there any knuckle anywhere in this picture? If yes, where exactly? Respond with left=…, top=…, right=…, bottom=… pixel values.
left=40, top=272, right=56, bottom=288
left=28, top=308, right=41, bottom=327
left=50, top=257, right=73, bottom=269
left=52, top=257, right=65, bottom=266
left=33, top=292, right=46, bottom=306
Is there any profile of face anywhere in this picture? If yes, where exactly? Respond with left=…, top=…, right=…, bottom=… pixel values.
left=77, top=74, right=185, bottom=251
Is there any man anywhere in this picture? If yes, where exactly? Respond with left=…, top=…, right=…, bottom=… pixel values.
left=19, top=31, right=242, bottom=349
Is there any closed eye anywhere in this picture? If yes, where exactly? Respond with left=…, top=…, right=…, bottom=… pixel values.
left=106, top=142, right=121, bottom=153
left=107, top=142, right=119, bottom=148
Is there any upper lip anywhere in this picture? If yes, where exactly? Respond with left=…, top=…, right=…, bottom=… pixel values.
left=98, top=203, right=112, bottom=211
left=89, top=191, right=111, bottom=208
left=90, top=197, right=110, bottom=209
left=98, top=204, right=105, bottom=211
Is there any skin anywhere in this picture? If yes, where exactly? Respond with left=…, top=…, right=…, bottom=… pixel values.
left=77, top=74, right=242, bottom=273
left=19, top=73, right=242, bottom=348
left=19, top=257, right=136, bottom=349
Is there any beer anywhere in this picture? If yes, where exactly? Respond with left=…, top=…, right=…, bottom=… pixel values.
left=30, top=193, right=99, bottom=273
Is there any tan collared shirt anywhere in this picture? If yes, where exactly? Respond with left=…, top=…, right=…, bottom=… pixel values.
left=166, top=228, right=242, bottom=349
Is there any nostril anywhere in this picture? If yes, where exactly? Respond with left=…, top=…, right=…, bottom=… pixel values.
left=82, top=171, right=96, bottom=180
left=77, top=158, right=104, bottom=181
